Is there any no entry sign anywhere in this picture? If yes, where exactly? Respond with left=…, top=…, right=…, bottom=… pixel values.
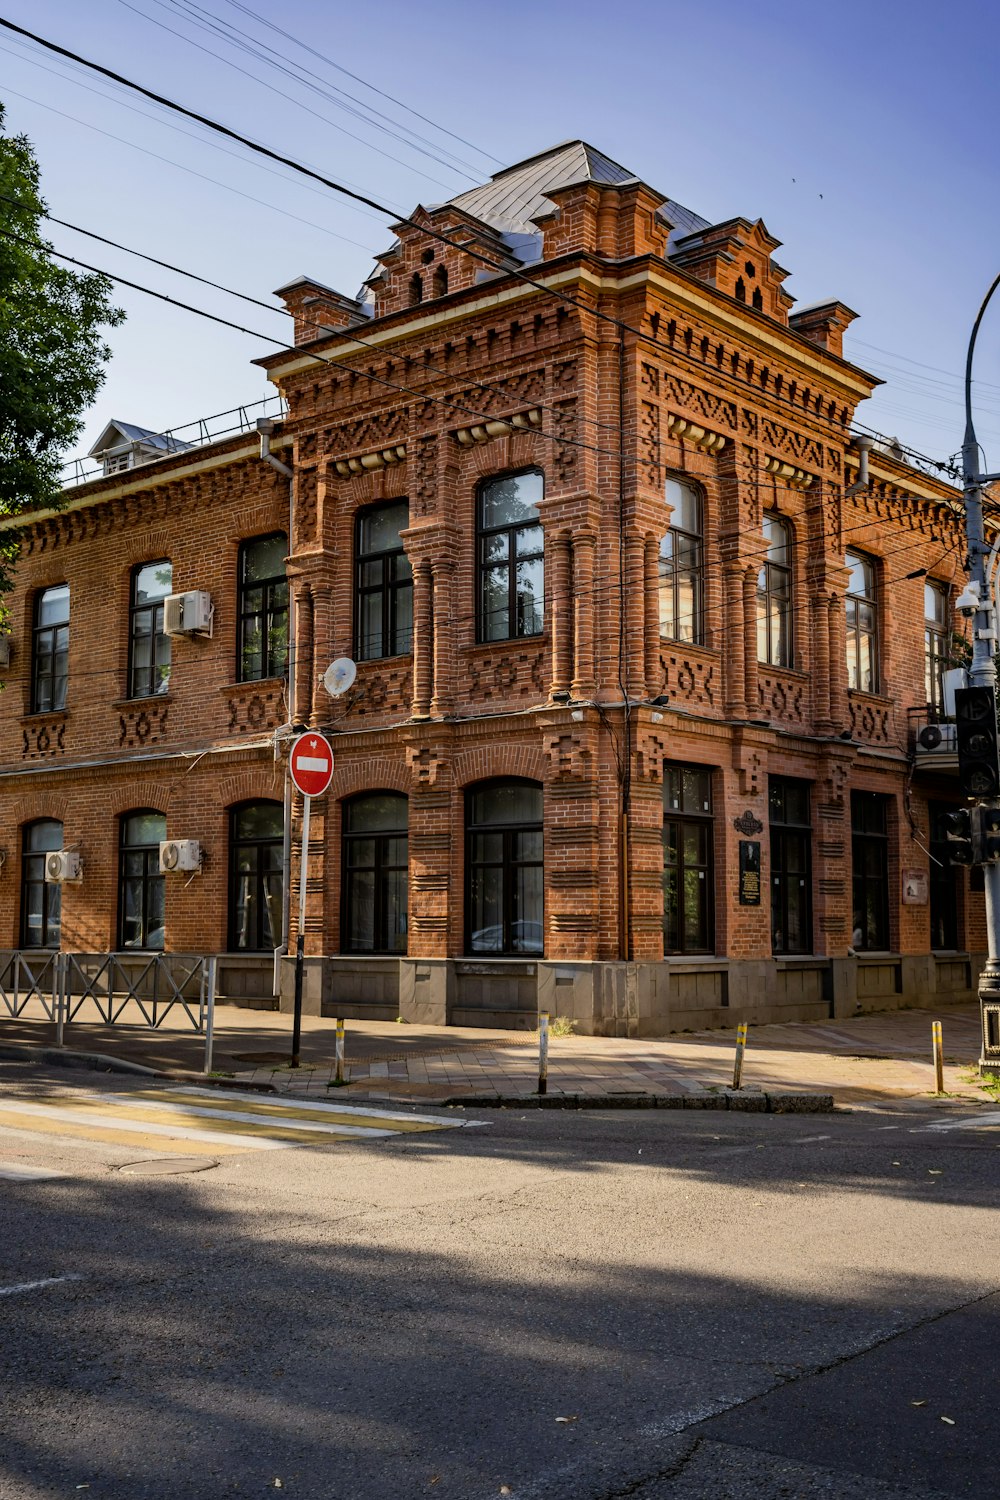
left=289, top=731, right=334, bottom=798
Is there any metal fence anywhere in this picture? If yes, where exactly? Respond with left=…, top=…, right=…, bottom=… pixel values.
left=0, top=951, right=217, bottom=1073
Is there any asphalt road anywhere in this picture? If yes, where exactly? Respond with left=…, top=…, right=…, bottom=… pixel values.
left=1, top=1058, right=998, bottom=1500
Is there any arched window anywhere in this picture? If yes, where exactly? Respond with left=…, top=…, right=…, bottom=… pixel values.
left=118, top=810, right=166, bottom=950
left=20, top=819, right=63, bottom=949
left=756, top=515, right=792, bottom=667
left=432, top=263, right=448, bottom=299
left=466, top=780, right=543, bottom=955
left=31, top=585, right=69, bottom=713
left=846, top=551, right=879, bottom=693
left=128, top=560, right=172, bottom=699
left=238, top=534, right=288, bottom=682
left=409, top=273, right=423, bottom=307
left=341, top=794, right=408, bottom=953
left=229, top=801, right=284, bottom=951
left=477, top=470, right=544, bottom=642
left=659, top=477, right=703, bottom=643
left=355, top=502, right=413, bottom=660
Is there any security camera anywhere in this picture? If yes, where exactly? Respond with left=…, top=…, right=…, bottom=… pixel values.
left=956, top=581, right=982, bottom=617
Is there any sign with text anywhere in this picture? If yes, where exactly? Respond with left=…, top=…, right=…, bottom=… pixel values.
left=738, top=840, right=761, bottom=906
left=902, top=869, right=928, bottom=906
left=289, top=731, right=334, bottom=799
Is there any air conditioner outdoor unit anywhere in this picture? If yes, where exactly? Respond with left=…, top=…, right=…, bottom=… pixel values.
left=163, top=590, right=213, bottom=637
left=45, top=850, right=82, bottom=883
left=159, top=839, right=202, bottom=874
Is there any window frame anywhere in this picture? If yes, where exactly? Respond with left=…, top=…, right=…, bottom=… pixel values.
left=928, top=800, right=960, bottom=952
left=19, top=819, right=63, bottom=950
left=659, top=477, right=704, bottom=644
left=768, top=777, right=813, bottom=956
left=662, top=763, right=715, bottom=956
left=846, top=550, right=880, bottom=694
left=850, top=791, right=890, bottom=952
left=476, top=469, right=545, bottom=645
left=117, top=809, right=166, bottom=952
left=465, top=778, right=544, bottom=956
left=340, top=792, right=409, bottom=955
left=228, top=800, right=285, bottom=952
left=237, top=534, right=289, bottom=684
left=756, top=514, right=793, bottom=667
left=354, top=501, right=413, bottom=662
left=127, top=559, right=172, bottom=700
left=924, top=579, right=950, bottom=713
left=31, top=583, right=70, bottom=714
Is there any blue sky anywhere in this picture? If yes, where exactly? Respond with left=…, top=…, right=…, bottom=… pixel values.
left=1, top=0, right=998, bottom=475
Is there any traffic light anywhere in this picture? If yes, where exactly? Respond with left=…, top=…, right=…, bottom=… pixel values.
left=944, top=807, right=979, bottom=865
left=955, top=686, right=1000, bottom=799
left=982, top=807, right=1000, bottom=863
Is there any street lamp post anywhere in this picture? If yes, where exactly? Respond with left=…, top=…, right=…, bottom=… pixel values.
left=961, top=272, right=1000, bottom=1073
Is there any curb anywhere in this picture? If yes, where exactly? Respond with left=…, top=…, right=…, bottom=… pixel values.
left=442, top=1090, right=835, bottom=1113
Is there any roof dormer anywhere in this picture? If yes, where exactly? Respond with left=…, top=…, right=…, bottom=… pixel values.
left=671, top=218, right=793, bottom=324
left=273, top=277, right=369, bottom=347
left=87, top=420, right=192, bottom=477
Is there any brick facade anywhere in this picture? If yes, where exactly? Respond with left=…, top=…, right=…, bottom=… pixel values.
left=0, top=142, right=983, bottom=1033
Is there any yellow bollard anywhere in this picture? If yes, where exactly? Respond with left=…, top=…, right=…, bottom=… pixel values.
left=732, top=1022, right=748, bottom=1091
left=538, top=1011, right=550, bottom=1096
left=932, top=1020, right=944, bottom=1096
left=335, top=1018, right=345, bottom=1086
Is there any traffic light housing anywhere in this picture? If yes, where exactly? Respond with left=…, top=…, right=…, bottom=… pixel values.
left=982, top=807, right=1000, bottom=863
left=944, top=807, right=979, bottom=866
left=955, top=686, right=1000, bottom=799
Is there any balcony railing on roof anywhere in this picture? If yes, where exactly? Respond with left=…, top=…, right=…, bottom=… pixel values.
left=61, top=393, right=288, bottom=489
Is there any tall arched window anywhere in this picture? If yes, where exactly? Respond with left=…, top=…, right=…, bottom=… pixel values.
left=229, top=801, right=284, bottom=951
left=238, top=534, right=288, bottom=682
left=341, top=794, right=408, bottom=953
left=659, top=477, right=703, bottom=643
left=477, top=471, right=544, bottom=642
left=846, top=550, right=879, bottom=693
left=31, top=585, right=69, bottom=713
left=756, top=514, right=792, bottom=667
left=20, top=819, right=63, bottom=949
left=118, top=810, right=166, bottom=950
left=466, top=780, right=543, bottom=955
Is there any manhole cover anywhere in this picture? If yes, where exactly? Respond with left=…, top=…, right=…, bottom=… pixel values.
left=230, top=1051, right=291, bottom=1065
left=115, top=1158, right=219, bottom=1175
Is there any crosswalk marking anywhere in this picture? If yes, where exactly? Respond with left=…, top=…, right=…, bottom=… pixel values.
left=0, top=1087, right=475, bottom=1160
left=0, top=1162, right=64, bottom=1181
left=918, top=1111, right=1000, bottom=1133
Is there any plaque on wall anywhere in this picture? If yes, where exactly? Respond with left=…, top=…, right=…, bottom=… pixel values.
left=902, top=869, right=928, bottom=906
left=739, top=840, right=761, bottom=905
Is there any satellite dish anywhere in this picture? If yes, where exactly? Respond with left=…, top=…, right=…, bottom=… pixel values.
left=323, top=657, right=357, bottom=698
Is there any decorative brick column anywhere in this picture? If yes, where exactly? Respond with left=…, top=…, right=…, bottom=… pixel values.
left=812, top=586, right=833, bottom=734
left=643, top=533, right=661, bottom=697
left=430, top=558, right=455, bottom=717
left=308, top=582, right=333, bottom=725
left=742, top=565, right=759, bottom=719
left=294, top=582, right=314, bottom=724
left=548, top=530, right=572, bottom=699
left=723, top=561, right=746, bottom=717
left=828, top=591, right=848, bottom=730
left=411, top=559, right=433, bottom=719
left=571, top=531, right=597, bottom=697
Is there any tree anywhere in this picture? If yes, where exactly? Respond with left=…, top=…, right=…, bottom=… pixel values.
left=0, top=101, right=123, bottom=613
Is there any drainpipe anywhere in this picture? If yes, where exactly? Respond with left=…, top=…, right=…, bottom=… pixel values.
left=256, top=418, right=295, bottom=995
left=844, top=434, right=873, bottom=498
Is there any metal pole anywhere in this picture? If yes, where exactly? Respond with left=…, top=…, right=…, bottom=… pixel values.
left=335, top=1018, right=345, bottom=1085
left=932, top=1019, right=944, bottom=1096
left=732, top=1022, right=748, bottom=1090
left=55, top=952, right=65, bottom=1048
left=291, top=793, right=310, bottom=1069
left=203, top=955, right=217, bottom=1076
left=538, top=1010, right=549, bottom=1095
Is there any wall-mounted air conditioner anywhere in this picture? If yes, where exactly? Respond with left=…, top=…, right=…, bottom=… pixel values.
left=163, top=591, right=213, bottom=637
left=159, top=839, right=202, bottom=874
left=45, top=851, right=82, bottom=883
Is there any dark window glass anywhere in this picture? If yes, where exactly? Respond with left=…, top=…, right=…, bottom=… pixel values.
left=238, top=534, right=288, bottom=683
left=929, top=801, right=960, bottom=951
left=769, top=777, right=812, bottom=955
left=355, top=503, right=413, bottom=661
left=128, top=561, right=172, bottom=698
left=846, top=551, right=879, bottom=693
left=118, top=810, right=166, bottom=950
left=756, top=515, right=792, bottom=667
left=31, top=585, right=69, bottom=713
left=924, top=580, right=949, bottom=713
left=851, top=791, right=890, bottom=951
left=20, top=819, right=63, bottom=949
left=663, top=764, right=714, bottom=954
left=466, top=780, right=543, bottom=955
left=659, top=478, right=703, bottom=644
left=342, top=794, right=409, bottom=954
left=477, top=472, right=544, bottom=643
left=229, top=801, right=284, bottom=951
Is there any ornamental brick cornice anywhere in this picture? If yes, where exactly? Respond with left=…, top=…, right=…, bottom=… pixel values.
left=665, top=413, right=727, bottom=454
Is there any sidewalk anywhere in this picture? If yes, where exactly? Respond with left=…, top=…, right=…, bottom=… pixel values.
left=0, top=999, right=992, bottom=1107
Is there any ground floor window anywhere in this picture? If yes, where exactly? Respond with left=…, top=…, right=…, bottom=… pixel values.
left=229, top=801, right=284, bottom=951
left=851, top=791, right=890, bottom=951
left=466, top=780, right=543, bottom=955
left=342, top=793, right=409, bottom=953
left=663, top=764, right=714, bottom=954
left=20, top=819, right=63, bottom=949
left=769, top=777, right=812, bottom=955
left=928, top=801, right=960, bottom=951
left=118, top=810, right=166, bottom=950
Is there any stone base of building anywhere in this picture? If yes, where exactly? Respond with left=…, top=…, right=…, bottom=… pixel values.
left=276, top=952, right=985, bottom=1036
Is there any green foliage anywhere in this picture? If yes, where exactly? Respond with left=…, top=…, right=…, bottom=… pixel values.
left=0, top=100, right=123, bottom=612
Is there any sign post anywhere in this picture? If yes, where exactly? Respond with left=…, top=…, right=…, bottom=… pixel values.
left=288, top=731, right=334, bottom=1068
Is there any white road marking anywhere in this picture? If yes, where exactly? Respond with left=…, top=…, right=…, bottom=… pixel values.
left=143, top=1087, right=479, bottom=1128
left=79, top=1096, right=409, bottom=1138
left=0, top=1099, right=308, bottom=1150
left=0, top=1162, right=63, bottom=1181
left=918, top=1111, right=1000, bottom=1133
left=792, top=1134, right=831, bottom=1143
left=0, top=1275, right=82, bottom=1298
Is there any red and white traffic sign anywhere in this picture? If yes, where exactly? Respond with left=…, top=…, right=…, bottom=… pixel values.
left=289, top=731, right=334, bottom=798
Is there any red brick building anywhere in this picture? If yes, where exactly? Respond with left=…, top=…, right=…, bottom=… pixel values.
left=0, top=141, right=982, bottom=1033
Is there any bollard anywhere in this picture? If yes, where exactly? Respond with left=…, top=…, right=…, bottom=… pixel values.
left=538, top=1010, right=550, bottom=1096
left=203, top=955, right=217, bottom=1076
left=732, top=1021, right=748, bottom=1090
left=335, top=1018, right=345, bottom=1086
left=932, top=1019, right=944, bottom=1096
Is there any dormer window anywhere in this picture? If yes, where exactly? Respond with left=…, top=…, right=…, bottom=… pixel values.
left=104, top=451, right=131, bottom=475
